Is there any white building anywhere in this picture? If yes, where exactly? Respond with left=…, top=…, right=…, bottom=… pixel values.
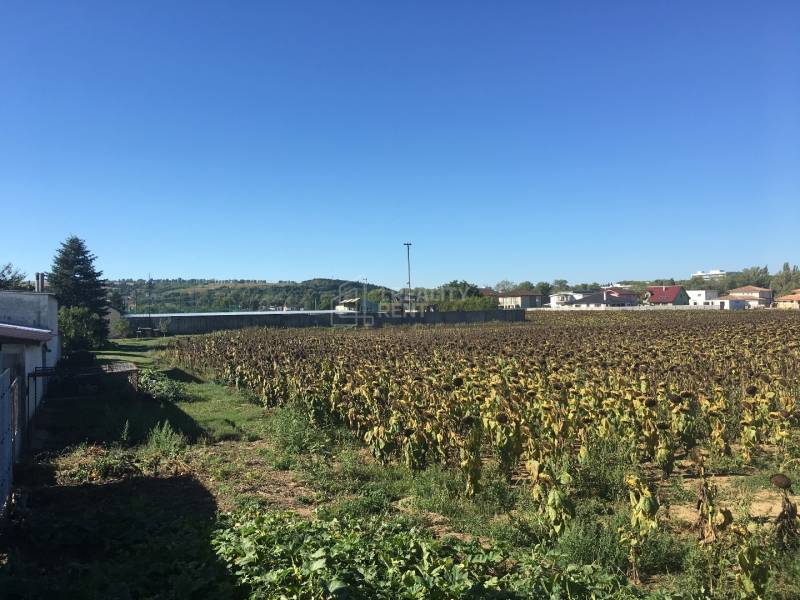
left=549, top=290, right=595, bottom=308
left=691, top=269, right=727, bottom=281
left=559, top=290, right=638, bottom=309
left=687, top=289, right=720, bottom=306
left=1, top=291, right=60, bottom=495
left=0, top=292, right=60, bottom=412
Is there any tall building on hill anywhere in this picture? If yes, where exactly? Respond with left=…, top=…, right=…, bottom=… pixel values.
left=691, top=269, right=727, bottom=280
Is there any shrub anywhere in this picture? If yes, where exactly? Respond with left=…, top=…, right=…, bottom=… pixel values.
left=145, top=421, right=186, bottom=459
left=110, top=318, right=133, bottom=338
left=59, top=306, right=104, bottom=354
left=138, top=368, right=186, bottom=402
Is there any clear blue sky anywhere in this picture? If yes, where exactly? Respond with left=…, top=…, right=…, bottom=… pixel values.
left=2, top=1, right=798, bottom=289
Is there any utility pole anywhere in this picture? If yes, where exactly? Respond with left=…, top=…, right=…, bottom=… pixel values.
left=147, top=273, right=153, bottom=327
left=404, top=242, right=412, bottom=313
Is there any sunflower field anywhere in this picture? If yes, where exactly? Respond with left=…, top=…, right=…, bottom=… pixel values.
left=168, top=310, right=800, bottom=596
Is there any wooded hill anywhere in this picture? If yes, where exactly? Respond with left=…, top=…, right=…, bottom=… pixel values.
left=111, top=278, right=391, bottom=313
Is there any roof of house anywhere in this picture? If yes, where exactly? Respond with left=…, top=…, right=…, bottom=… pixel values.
left=775, top=293, right=800, bottom=302
left=337, top=298, right=361, bottom=305
left=729, top=285, right=772, bottom=293
left=478, top=287, right=498, bottom=297
left=564, top=291, right=630, bottom=306
left=498, top=290, right=542, bottom=298
left=605, top=287, right=639, bottom=297
left=717, top=295, right=750, bottom=302
left=0, top=322, right=53, bottom=343
left=646, top=286, right=686, bottom=304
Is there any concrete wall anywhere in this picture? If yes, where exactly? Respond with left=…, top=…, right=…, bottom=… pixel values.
left=0, top=292, right=59, bottom=333
left=125, top=309, right=525, bottom=335
left=0, top=290, right=60, bottom=372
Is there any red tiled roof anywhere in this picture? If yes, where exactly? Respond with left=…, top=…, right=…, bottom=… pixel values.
left=776, top=293, right=800, bottom=302
left=646, top=286, right=685, bottom=304
left=478, top=287, right=498, bottom=297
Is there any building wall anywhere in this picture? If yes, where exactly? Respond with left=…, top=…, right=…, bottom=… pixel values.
left=499, top=296, right=540, bottom=309
left=549, top=293, right=574, bottom=308
left=688, top=290, right=720, bottom=306
left=0, top=341, right=51, bottom=455
left=776, top=300, right=800, bottom=310
left=125, top=309, right=525, bottom=335
left=0, top=291, right=60, bottom=377
left=0, top=292, right=59, bottom=333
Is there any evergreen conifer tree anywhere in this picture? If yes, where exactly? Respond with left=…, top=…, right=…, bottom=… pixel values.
left=49, top=236, right=109, bottom=342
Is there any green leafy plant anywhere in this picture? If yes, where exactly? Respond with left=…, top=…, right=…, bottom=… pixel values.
left=138, top=368, right=186, bottom=402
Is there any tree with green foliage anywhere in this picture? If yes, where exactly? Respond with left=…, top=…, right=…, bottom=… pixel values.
left=0, top=262, right=31, bottom=290
left=495, top=280, right=516, bottom=292
left=552, top=279, right=569, bottom=292
left=110, top=318, right=133, bottom=339
left=771, top=262, right=800, bottom=296
left=438, top=280, right=482, bottom=299
left=49, top=236, right=109, bottom=345
left=109, top=290, right=125, bottom=312
left=58, top=306, right=104, bottom=354
left=534, top=281, right=553, bottom=298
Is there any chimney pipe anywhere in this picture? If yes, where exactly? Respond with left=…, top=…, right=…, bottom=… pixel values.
left=35, top=272, right=45, bottom=293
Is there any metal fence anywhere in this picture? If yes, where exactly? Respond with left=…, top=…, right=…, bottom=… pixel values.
left=1, top=368, right=21, bottom=519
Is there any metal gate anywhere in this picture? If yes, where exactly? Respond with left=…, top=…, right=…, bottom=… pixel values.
left=1, top=368, right=20, bottom=519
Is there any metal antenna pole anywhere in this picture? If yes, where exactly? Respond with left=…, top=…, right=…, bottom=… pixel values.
left=404, top=242, right=412, bottom=313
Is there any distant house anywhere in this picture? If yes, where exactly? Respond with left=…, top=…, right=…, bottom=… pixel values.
left=478, top=288, right=498, bottom=298
left=549, top=291, right=577, bottom=308
left=562, top=290, right=637, bottom=309
left=724, top=285, right=773, bottom=308
left=687, top=289, right=720, bottom=306
left=775, top=290, right=800, bottom=310
left=604, top=287, right=640, bottom=305
left=498, top=290, right=542, bottom=309
left=714, top=296, right=748, bottom=310
left=549, top=290, right=601, bottom=308
left=645, top=286, right=690, bottom=306
left=334, top=297, right=379, bottom=312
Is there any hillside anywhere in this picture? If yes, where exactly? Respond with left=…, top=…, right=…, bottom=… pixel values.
left=110, top=278, right=393, bottom=314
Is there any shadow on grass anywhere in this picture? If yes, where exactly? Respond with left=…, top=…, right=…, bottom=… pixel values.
left=0, top=475, right=237, bottom=599
left=163, top=367, right=203, bottom=383
left=34, top=379, right=206, bottom=451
